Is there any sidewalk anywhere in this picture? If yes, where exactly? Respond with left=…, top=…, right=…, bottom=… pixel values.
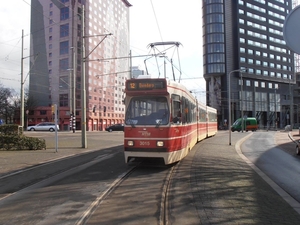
left=0, top=132, right=112, bottom=177
left=187, top=130, right=300, bottom=224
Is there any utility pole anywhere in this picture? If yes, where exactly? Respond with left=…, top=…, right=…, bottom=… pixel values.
left=290, top=79, right=294, bottom=129
left=275, top=88, right=277, bottom=131
left=20, top=30, right=25, bottom=130
left=81, top=5, right=87, bottom=148
left=241, top=72, right=244, bottom=133
left=72, top=46, right=76, bottom=133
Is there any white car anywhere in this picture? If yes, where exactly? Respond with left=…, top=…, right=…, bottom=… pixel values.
left=27, top=122, right=59, bottom=132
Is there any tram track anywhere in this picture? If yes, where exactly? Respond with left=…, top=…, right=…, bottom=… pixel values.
left=83, top=159, right=179, bottom=225
left=1, top=150, right=179, bottom=224
left=159, top=163, right=177, bottom=225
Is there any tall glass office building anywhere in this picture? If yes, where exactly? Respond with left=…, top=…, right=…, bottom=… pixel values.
left=202, top=0, right=295, bottom=129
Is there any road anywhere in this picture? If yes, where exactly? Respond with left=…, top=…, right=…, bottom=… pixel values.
left=242, top=131, right=300, bottom=203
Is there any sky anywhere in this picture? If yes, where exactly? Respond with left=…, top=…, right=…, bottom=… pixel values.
left=0, top=1, right=31, bottom=93
left=0, top=0, right=206, bottom=102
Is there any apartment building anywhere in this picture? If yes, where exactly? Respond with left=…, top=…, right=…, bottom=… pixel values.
left=29, top=0, right=131, bottom=131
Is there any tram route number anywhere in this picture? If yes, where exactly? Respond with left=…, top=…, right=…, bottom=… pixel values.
left=139, top=141, right=150, bottom=146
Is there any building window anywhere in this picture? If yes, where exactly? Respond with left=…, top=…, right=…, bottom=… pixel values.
left=59, top=94, right=69, bottom=107
left=207, top=64, right=225, bottom=73
left=60, top=24, right=69, bottom=37
left=268, top=83, right=273, bottom=89
left=60, top=41, right=69, bottom=55
left=248, top=68, right=254, bottom=74
left=40, top=110, right=47, bottom=115
left=246, top=80, right=251, bottom=86
left=256, top=69, right=261, bottom=75
left=254, top=81, right=259, bottom=87
left=59, top=77, right=69, bottom=90
left=60, top=7, right=69, bottom=21
left=261, top=82, right=265, bottom=88
left=59, top=58, right=69, bottom=71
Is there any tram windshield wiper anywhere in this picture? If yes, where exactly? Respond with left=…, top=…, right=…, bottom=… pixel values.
left=155, top=119, right=162, bottom=128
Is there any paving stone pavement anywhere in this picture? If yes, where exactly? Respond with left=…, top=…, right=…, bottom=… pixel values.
left=1, top=129, right=300, bottom=224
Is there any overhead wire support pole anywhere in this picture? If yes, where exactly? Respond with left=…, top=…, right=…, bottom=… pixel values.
left=20, top=29, right=24, bottom=130
left=81, top=5, right=87, bottom=148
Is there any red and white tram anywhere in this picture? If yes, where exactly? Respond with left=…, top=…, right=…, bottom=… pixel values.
left=124, top=78, right=217, bottom=165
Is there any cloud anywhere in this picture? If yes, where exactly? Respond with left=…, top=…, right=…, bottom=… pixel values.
left=0, top=1, right=30, bottom=92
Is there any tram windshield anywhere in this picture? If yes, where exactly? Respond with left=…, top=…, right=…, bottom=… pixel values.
left=125, top=96, right=169, bottom=126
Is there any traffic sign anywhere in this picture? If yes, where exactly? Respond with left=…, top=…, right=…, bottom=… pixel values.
left=283, top=5, right=300, bottom=54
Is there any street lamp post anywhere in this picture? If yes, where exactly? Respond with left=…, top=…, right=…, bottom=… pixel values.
left=275, top=88, right=277, bottom=131
left=241, top=72, right=244, bottom=133
left=228, top=68, right=247, bottom=145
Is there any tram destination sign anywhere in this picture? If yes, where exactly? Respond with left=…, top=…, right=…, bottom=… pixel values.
left=127, top=79, right=166, bottom=91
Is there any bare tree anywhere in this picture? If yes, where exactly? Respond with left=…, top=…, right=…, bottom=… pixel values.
left=0, top=83, right=13, bottom=124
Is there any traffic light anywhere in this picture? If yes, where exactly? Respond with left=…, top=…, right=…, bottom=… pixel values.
left=51, top=105, right=55, bottom=114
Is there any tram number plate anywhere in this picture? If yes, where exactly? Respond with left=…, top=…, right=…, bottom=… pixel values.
left=140, top=141, right=150, bottom=146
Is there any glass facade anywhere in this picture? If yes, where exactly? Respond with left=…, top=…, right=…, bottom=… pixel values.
left=202, top=0, right=294, bottom=129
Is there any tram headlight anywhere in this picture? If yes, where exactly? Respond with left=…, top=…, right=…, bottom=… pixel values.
left=127, top=140, right=134, bottom=146
left=157, top=141, right=164, bottom=147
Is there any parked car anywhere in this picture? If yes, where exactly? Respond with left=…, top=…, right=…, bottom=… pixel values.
left=105, top=124, right=124, bottom=132
left=27, top=122, right=59, bottom=132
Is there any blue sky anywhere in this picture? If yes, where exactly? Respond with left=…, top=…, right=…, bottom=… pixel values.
left=0, top=0, right=206, bottom=102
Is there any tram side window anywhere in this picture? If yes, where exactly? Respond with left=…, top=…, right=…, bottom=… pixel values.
left=172, top=94, right=181, bottom=123
left=191, top=103, right=196, bottom=123
left=199, top=108, right=206, bottom=122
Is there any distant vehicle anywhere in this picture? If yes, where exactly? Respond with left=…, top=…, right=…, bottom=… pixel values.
left=231, top=117, right=258, bottom=132
left=105, top=124, right=124, bottom=132
left=27, top=122, right=59, bottom=132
